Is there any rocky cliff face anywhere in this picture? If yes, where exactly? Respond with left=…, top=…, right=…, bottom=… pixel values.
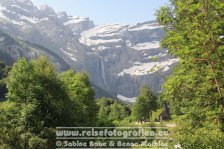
left=0, top=0, right=178, bottom=102
left=0, top=29, right=69, bottom=70
left=78, top=22, right=178, bottom=101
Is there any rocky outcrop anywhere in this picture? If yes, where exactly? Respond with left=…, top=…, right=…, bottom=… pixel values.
left=0, top=0, right=178, bottom=101
left=78, top=21, right=178, bottom=98
left=0, top=29, right=69, bottom=70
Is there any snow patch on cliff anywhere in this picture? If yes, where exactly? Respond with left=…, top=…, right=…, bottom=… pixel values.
left=130, top=41, right=160, bottom=50
left=128, top=23, right=163, bottom=31
left=117, top=94, right=137, bottom=103
left=64, top=16, right=89, bottom=25
left=79, top=24, right=126, bottom=47
left=117, top=59, right=178, bottom=76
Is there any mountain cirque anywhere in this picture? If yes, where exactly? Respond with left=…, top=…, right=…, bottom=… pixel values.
left=0, top=0, right=178, bottom=102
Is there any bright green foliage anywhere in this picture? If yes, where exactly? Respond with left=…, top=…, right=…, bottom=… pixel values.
left=0, top=101, right=23, bottom=148
left=109, top=101, right=128, bottom=121
left=156, top=0, right=224, bottom=148
left=151, top=108, right=164, bottom=122
left=0, top=56, right=93, bottom=148
left=97, top=98, right=129, bottom=126
left=97, top=98, right=114, bottom=126
left=6, top=57, right=73, bottom=128
left=132, top=85, right=157, bottom=122
left=59, top=69, right=98, bottom=126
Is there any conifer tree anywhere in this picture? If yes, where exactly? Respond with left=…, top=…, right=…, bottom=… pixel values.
left=132, top=85, right=157, bottom=123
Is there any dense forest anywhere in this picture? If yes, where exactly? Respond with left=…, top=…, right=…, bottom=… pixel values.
left=0, top=0, right=223, bottom=149
left=0, top=57, right=160, bottom=148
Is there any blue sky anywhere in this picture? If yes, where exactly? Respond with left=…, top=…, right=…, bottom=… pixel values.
left=32, top=0, right=169, bottom=25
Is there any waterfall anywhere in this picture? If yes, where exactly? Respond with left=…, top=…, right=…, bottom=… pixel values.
left=100, top=56, right=107, bottom=87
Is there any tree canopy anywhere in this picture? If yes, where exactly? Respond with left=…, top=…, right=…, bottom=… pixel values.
left=0, top=56, right=98, bottom=148
left=132, top=85, right=157, bottom=122
left=156, top=0, right=224, bottom=148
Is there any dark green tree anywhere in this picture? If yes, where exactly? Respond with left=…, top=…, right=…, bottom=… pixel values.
left=97, top=98, right=129, bottom=126
left=132, top=85, right=157, bottom=123
left=0, top=61, right=10, bottom=100
left=97, top=98, right=114, bottom=126
left=109, top=101, right=128, bottom=121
